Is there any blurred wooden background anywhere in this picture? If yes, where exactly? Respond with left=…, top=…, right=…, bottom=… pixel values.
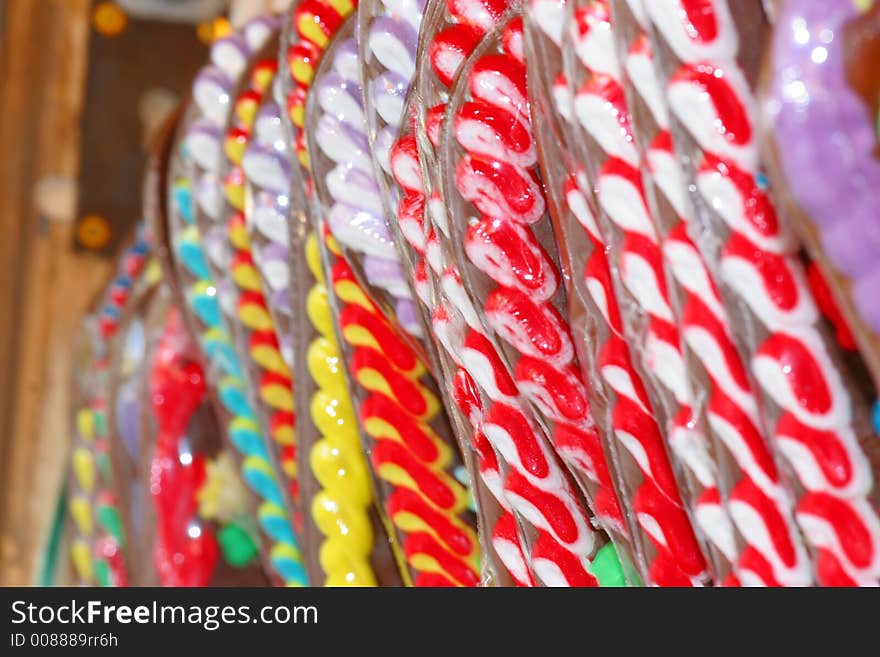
left=0, top=0, right=113, bottom=585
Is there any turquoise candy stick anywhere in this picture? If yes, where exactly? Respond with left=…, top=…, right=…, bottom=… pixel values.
left=171, top=165, right=304, bottom=585
left=202, top=330, right=243, bottom=379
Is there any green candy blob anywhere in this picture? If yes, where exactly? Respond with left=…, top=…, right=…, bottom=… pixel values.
left=219, top=522, right=259, bottom=567
left=588, top=543, right=628, bottom=587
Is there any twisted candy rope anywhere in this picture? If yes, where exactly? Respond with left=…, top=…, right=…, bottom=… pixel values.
left=284, top=0, right=480, bottom=586
left=647, top=0, right=880, bottom=585
left=69, top=394, right=100, bottom=584
left=399, top=0, right=539, bottom=586
left=171, top=146, right=303, bottom=584
left=564, top=0, right=707, bottom=585
left=284, top=0, right=359, bottom=170
left=391, top=1, right=537, bottom=586
left=440, top=13, right=619, bottom=586
left=283, top=0, right=386, bottom=586
left=525, top=0, right=651, bottom=583
left=303, top=231, right=379, bottom=585
left=307, top=21, right=429, bottom=586
left=567, top=0, right=739, bottom=581
left=611, top=0, right=810, bottom=586
left=359, top=0, right=426, bottom=261
left=94, top=236, right=156, bottom=588
left=69, top=230, right=151, bottom=586
left=179, top=17, right=305, bottom=584
left=575, top=1, right=725, bottom=561
left=223, top=56, right=301, bottom=511
left=326, top=248, right=481, bottom=586
left=313, top=35, right=421, bottom=338
left=306, top=18, right=481, bottom=586
left=391, top=1, right=601, bottom=586
left=449, top=14, right=614, bottom=586
left=242, top=99, right=296, bottom=371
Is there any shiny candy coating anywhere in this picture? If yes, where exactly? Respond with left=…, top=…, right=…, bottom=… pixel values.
left=304, top=232, right=379, bottom=586
left=180, top=16, right=304, bottom=585
left=447, top=15, right=611, bottom=585
left=656, top=0, right=880, bottom=585
left=768, top=2, right=880, bottom=333
left=565, top=0, right=709, bottom=585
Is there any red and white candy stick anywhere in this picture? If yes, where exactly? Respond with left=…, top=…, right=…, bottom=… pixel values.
left=389, top=0, right=550, bottom=586
left=382, top=0, right=539, bottom=585
left=645, top=0, right=880, bottom=585
left=446, top=14, right=635, bottom=585
left=393, top=6, right=612, bottom=586
left=525, top=1, right=660, bottom=579
left=564, top=0, right=711, bottom=585
left=610, top=0, right=813, bottom=586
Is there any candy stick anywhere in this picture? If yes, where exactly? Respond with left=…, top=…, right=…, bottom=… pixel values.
left=435, top=297, right=535, bottom=586
left=607, top=0, right=815, bottom=586
left=68, top=397, right=99, bottom=585
left=310, top=34, right=426, bottom=347
left=406, top=1, right=546, bottom=586
left=67, top=229, right=151, bottom=586
left=303, top=232, right=386, bottom=585
left=243, top=101, right=299, bottom=373
left=440, top=12, right=634, bottom=585
left=386, top=0, right=608, bottom=585
left=177, top=17, right=307, bottom=586
left=223, top=57, right=299, bottom=498
left=359, top=0, right=432, bottom=350
left=304, top=16, right=482, bottom=585
left=279, top=0, right=415, bottom=586
left=523, top=0, right=669, bottom=584
left=330, top=252, right=481, bottom=586
left=395, top=0, right=543, bottom=586
left=223, top=49, right=323, bottom=575
left=646, top=0, right=880, bottom=585
left=560, top=0, right=713, bottom=585
left=92, top=235, right=155, bottom=588
left=565, top=0, right=738, bottom=582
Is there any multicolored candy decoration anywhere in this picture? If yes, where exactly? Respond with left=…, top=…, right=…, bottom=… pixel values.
left=67, top=226, right=151, bottom=586
left=281, top=0, right=404, bottom=586
left=223, top=52, right=301, bottom=517
left=305, top=13, right=481, bottom=586
left=175, top=14, right=306, bottom=585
